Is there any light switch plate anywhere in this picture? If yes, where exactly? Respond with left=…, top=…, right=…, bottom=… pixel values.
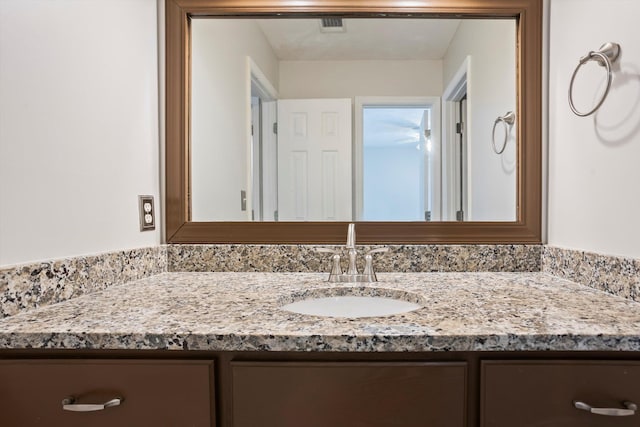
left=138, top=195, right=155, bottom=231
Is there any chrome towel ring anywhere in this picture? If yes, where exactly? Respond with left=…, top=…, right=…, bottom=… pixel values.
left=568, top=42, right=621, bottom=117
left=491, top=111, right=515, bottom=154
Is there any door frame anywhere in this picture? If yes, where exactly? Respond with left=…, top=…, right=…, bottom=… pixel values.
left=442, top=56, right=470, bottom=221
left=246, top=56, right=278, bottom=220
left=354, top=96, right=441, bottom=221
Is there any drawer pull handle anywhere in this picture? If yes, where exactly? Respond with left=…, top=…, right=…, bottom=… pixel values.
left=62, top=396, right=122, bottom=412
left=574, top=400, right=637, bottom=416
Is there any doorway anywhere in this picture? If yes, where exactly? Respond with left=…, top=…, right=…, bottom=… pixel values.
left=355, top=97, right=441, bottom=221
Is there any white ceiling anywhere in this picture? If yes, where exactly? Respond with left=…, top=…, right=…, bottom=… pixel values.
left=255, top=19, right=461, bottom=61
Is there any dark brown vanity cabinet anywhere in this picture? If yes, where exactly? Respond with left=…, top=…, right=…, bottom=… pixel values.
left=5, top=354, right=640, bottom=427
left=231, top=361, right=467, bottom=427
left=481, top=361, right=640, bottom=427
left=0, top=360, right=215, bottom=427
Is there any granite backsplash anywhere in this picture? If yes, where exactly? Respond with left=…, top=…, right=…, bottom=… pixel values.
left=0, top=246, right=166, bottom=318
left=167, top=244, right=542, bottom=273
left=542, top=246, right=640, bottom=302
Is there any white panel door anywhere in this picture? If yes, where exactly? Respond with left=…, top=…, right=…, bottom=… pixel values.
left=277, top=99, right=352, bottom=221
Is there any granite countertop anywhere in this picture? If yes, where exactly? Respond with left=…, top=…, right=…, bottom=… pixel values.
left=1, top=272, right=640, bottom=352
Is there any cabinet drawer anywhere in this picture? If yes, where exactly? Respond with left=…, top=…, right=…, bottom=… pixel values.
left=0, top=359, right=214, bottom=427
left=482, top=360, right=640, bottom=427
left=232, top=361, right=467, bottom=427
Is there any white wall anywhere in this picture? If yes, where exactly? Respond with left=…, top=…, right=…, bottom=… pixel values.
left=442, top=20, right=517, bottom=221
left=548, top=0, right=640, bottom=258
left=0, top=0, right=161, bottom=267
left=278, top=60, right=442, bottom=99
left=191, top=20, right=279, bottom=221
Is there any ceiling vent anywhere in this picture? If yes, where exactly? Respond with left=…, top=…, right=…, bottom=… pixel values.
left=320, top=18, right=346, bottom=33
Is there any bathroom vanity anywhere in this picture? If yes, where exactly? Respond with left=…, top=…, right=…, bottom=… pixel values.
left=5, top=350, right=640, bottom=426
left=2, top=272, right=640, bottom=426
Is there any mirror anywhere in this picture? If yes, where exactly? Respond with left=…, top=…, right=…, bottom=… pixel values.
left=191, top=18, right=517, bottom=223
left=166, top=0, right=542, bottom=244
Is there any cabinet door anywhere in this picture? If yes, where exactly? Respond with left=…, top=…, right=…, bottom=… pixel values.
left=482, top=360, right=640, bottom=427
left=0, top=359, right=214, bottom=427
left=232, top=361, right=467, bottom=427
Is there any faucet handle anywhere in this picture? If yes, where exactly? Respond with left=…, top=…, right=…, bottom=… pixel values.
left=315, top=247, right=343, bottom=279
left=315, top=247, right=340, bottom=255
left=362, top=247, right=389, bottom=282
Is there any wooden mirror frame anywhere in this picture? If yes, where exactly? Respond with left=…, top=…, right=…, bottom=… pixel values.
left=166, top=0, right=542, bottom=244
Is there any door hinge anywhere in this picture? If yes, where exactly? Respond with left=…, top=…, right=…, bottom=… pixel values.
left=456, top=122, right=463, bottom=134
left=273, top=122, right=278, bottom=134
left=456, top=210, right=464, bottom=221
left=424, top=210, right=432, bottom=221
left=274, top=210, right=279, bottom=221
left=251, top=125, right=254, bottom=136
left=240, top=190, right=247, bottom=211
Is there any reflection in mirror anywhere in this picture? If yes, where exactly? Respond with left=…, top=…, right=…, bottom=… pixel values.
left=190, top=18, right=516, bottom=223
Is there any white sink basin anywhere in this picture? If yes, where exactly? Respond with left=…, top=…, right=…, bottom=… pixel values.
left=281, top=287, right=422, bottom=318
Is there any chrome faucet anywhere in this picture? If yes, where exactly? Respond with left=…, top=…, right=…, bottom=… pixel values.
left=345, top=223, right=358, bottom=276
left=316, top=223, right=388, bottom=282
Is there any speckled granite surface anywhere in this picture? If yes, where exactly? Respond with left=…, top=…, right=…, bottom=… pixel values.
left=0, top=246, right=166, bottom=318
left=168, top=244, right=542, bottom=273
left=543, top=246, right=640, bottom=301
left=1, top=271, right=640, bottom=352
